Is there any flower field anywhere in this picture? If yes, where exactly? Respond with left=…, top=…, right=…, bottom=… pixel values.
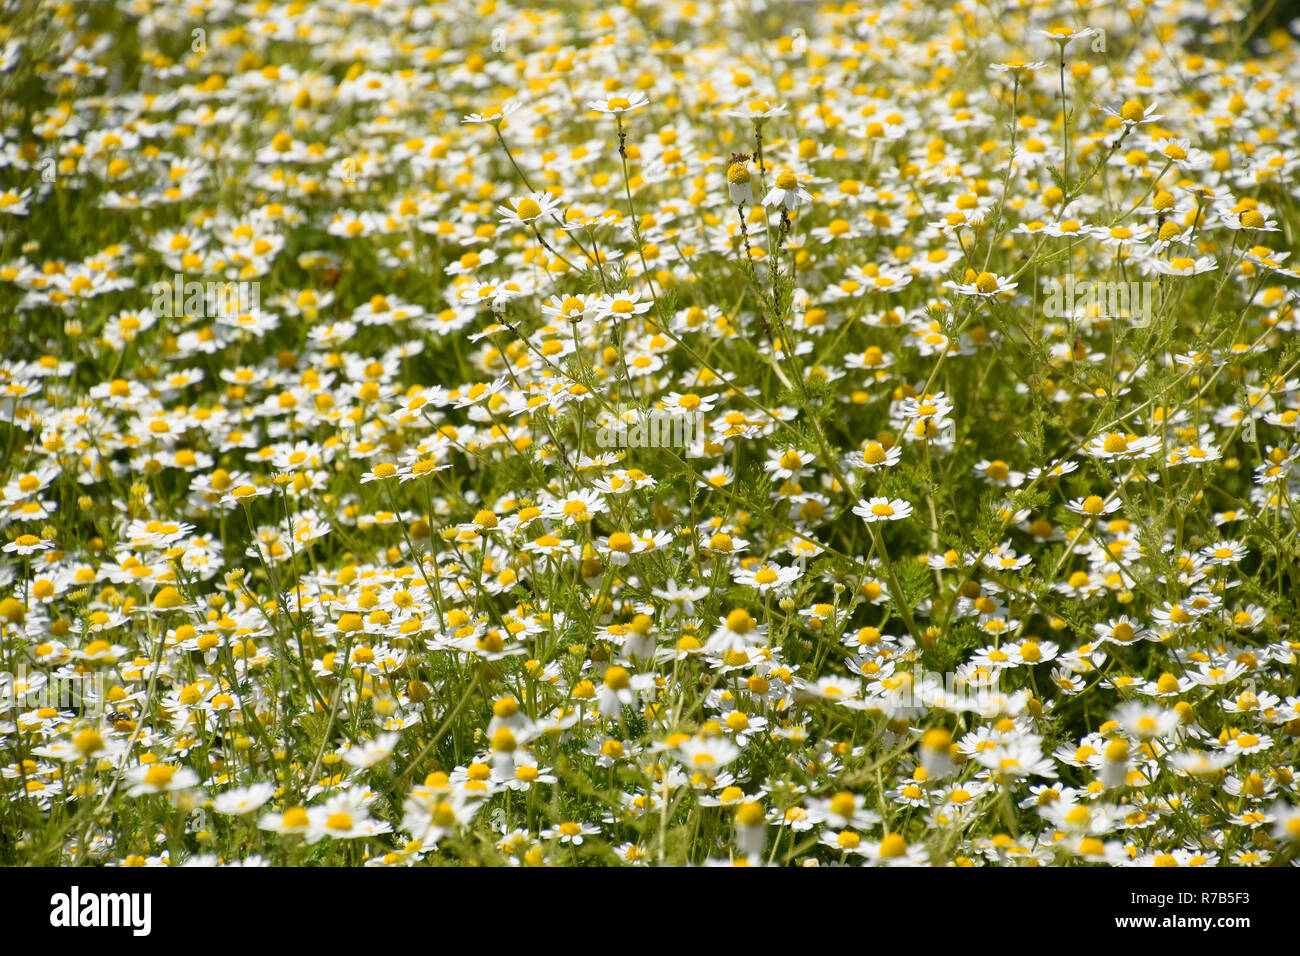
left=1, top=0, right=1299, bottom=868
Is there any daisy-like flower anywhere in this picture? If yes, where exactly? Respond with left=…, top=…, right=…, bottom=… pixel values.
left=126, top=763, right=202, bottom=797
left=1242, top=247, right=1298, bottom=278
left=3, top=534, right=54, bottom=555
left=399, top=458, right=450, bottom=484
left=340, top=732, right=400, bottom=769
left=1224, top=731, right=1272, bottom=756
left=1028, top=459, right=1080, bottom=482
left=989, top=59, right=1047, bottom=75
left=1040, top=219, right=1088, bottom=239
left=1084, top=431, right=1162, bottom=460
left=596, top=665, right=652, bottom=718
left=541, top=293, right=594, bottom=323
left=460, top=100, right=521, bottom=126
left=725, top=99, right=788, bottom=121
left=1113, top=702, right=1182, bottom=741
left=1149, top=255, right=1217, bottom=277
left=0, top=187, right=34, bottom=216
left=1037, top=25, right=1101, bottom=48
left=1201, top=540, right=1248, bottom=565
left=650, top=580, right=709, bottom=619
left=660, top=391, right=716, bottom=415
left=861, top=833, right=929, bottom=866
left=1094, top=616, right=1151, bottom=646
left=1011, top=638, right=1058, bottom=666
left=675, top=735, right=741, bottom=774
left=973, top=459, right=1025, bottom=488
left=1216, top=203, right=1281, bottom=233
left=402, top=777, right=486, bottom=845
left=1066, top=494, right=1122, bottom=518
left=359, top=461, right=404, bottom=483
left=804, top=790, right=882, bottom=830
left=732, top=561, right=802, bottom=594
left=306, top=786, right=391, bottom=844
left=1153, top=137, right=1212, bottom=171
left=498, top=755, right=558, bottom=792
left=523, top=533, right=575, bottom=558
left=800, top=674, right=863, bottom=703
left=1270, top=801, right=1300, bottom=843
left=846, top=440, right=903, bottom=473
left=542, top=820, right=602, bottom=844
left=1104, top=99, right=1162, bottom=127
left=762, top=169, right=812, bottom=211
left=596, top=530, right=650, bottom=566
left=219, top=483, right=273, bottom=507
left=697, top=465, right=736, bottom=490
left=706, top=608, right=767, bottom=654
left=726, top=160, right=755, bottom=206
left=257, top=805, right=311, bottom=836
left=497, top=191, right=562, bottom=227
left=587, top=91, right=649, bottom=114
left=457, top=279, right=523, bottom=312
left=1092, top=223, right=1153, bottom=248
left=973, top=734, right=1056, bottom=781
left=852, top=497, right=912, bottom=523
left=945, top=270, right=1017, bottom=298
left=764, top=447, right=815, bottom=480
left=592, top=290, right=653, bottom=322
left=542, top=488, right=607, bottom=524
left=212, top=782, right=277, bottom=816
left=970, top=643, right=1019, bottom=671
left=1185, top=659, right=1247, bottom=687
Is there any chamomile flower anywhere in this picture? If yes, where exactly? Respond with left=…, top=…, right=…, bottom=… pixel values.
left=497, top=192, right=562, bottom=227
left=1085, top=432, right=1162, bottom=460
left=212, top=782, right=277, bottom=816
left=587, top=92, right=649, bottom=114
left=675, top=735, right=741, bottom=774
left=852, top=497, right=913, bottom=523
left=126, top=763, right=202, bottom=797
left=1104, top=99, right=1162, bottom=127
left=946, top=271, right=1018, bottom=297
left=762, top=169, right=812, bottom=211
left=732, top=561, right=802, bottom=594
left=726, top=161, right=755, bottom=206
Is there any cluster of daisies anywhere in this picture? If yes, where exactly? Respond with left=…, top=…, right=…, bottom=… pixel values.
left=1, top=0, right=1298, bottom=867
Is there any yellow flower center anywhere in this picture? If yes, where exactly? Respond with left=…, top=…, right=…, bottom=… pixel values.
left=878, top=833, right=908, bottom=858
left=282, top=807, right=309, bottom=828
left=725, top=609, right=753, bottom=633
left=143, top=765, right=175, bottom=788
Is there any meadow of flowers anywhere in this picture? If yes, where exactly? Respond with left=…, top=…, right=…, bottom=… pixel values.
left=1, top=0, right=1299, bottom=869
